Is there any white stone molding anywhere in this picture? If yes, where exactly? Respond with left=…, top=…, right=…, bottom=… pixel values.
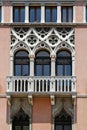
left=1, top=2, right=4, bottom=23
left=11, top=27, right=75, bottom=53
left=29, top=52, right=35, bottom=76
left=41, top=3, right=45, bottom=23
left=25, top=2, right=29, bottom=23
left=10, top=3, right=13, bottom=23
left=10, top=27, right=75, bottom=76
left=73, top=4, right=76, bottom=23
left=57, top=3, right=61, bottom=23
left=83, top=4, right=86, bottom=23
left=50, top=52, right=56, bottom=76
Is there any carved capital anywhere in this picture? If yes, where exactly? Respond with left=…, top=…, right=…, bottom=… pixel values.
left=50, top=95, right=55, bottom=105
left=28, top=95, right=33, bottom=105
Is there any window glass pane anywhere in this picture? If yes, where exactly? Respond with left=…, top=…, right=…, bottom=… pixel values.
left=30, top=8, right=34, bottom=22
left=14, top=8, right=19, bottom=22
left=20, top=7, right=25, bottom=22
left=57, top=65, right=63, bottom=76
left=62, top=8, right=67, bottom=22
left=23, top=65, right=29, bottom=76
left=15, top=65, right=21, bottom=76
left=36, top=65, right=42, bottom=76
left=65, top=65, right=71, bottom=76
left=52, top=8, right=57, bottom=22
left=55, top=125, right=62, bottom=130
left=68, top=7, right=73, bottom=22
left=45, top=7, right=50, bottom=22
left=64, top=125, right=71, bottom=130
left=44, top=65, right=50, bottom=76
left=36, top=8, right=41, bottom=22
left=23, top=126, right=29, bottom=130
left=15, top=126, right=21, bottom=130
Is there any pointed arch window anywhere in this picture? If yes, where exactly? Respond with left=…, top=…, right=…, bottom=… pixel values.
left=55, top=109, right=72, bottom=130
left=35, top=50, right=51, bottom=76
left=12, top=108, right=30, bottom=130
left=56, top=50, right=72, bottom=76
left=14, top=50, right=29, bottom=76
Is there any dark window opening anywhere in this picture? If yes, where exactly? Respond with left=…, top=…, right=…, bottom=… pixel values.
left=12, top=108, right=29, bottom=130
left=55, top=109, right=72, bottom=130
left=56, top=50, right=72, bottom=76
left=61, top=6, right=73, bottom=22
left=45, top=6, right=57, bottom=22
left=35, top=50, right=51, bottom=76
left=29, top=6, right=41, bottom=22
left=13, top=6, right=25, bottom=22
left=14, top=50, right=29, bottom=76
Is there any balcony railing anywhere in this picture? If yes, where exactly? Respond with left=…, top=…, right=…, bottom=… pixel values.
left=6, top=76, right=76, bottom=95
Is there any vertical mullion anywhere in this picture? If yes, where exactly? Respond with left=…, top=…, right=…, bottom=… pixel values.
left=67, top=7, right=68, bottom=22
left=19, top=7, right=20, bottom=22
left=34, top=7, right=36, bottom=22
left=50, top=7, right=52, bottom=22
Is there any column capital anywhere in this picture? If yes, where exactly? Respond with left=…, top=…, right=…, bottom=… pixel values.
left=29, top=54, right=35, bottom=59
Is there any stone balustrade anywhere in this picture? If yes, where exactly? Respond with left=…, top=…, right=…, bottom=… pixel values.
left=6, top=76, right=76, bottom=95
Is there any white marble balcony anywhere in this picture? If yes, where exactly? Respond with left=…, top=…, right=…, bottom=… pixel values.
left=6, top=76, right=76, bottom=96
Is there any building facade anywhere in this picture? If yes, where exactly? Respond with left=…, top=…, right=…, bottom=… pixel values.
left=0, top=0, right=87, bottom=130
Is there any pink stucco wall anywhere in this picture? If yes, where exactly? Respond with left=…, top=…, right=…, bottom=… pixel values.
left=0, top=98, right=9, bottom=130
left=32, top=97, right=51, bottom=130
left=4, top=2, right=10, bottom=23
left=76, top=98, right=87, bottom=130
left=75, top=2, right=83, bottom=23
left=75, top=27, right=87, bottom=94
left=0, top=27, right=10, bottom=93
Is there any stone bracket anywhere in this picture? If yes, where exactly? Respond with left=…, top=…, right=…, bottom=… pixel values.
left=28, top=95, right=33, bottom=105
left=50, top=95, right=55, bottom=105
left=7, top=95, right=11, bottom=106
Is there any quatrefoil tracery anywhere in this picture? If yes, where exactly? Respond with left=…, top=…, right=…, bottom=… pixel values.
left=11, top=27, right=75, bottom=54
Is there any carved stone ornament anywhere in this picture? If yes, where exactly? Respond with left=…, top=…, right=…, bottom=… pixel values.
left=52, top=98, right=73, bottom=118
left=10, top=98, right=31, bottom=120
left=11, top=27, right=75, bottom=56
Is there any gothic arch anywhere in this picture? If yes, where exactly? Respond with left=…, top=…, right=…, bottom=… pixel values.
left=33, top=42, right=52, bottom=55
left=55, top=41, right=75, bottom=57
left=10, top=42, right=30, bottom=57
left=53, top=98, right=73, bottom=118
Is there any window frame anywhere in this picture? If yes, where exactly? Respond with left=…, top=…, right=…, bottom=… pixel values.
left=45, top=6, right=57, bottom=22
left=29, top=6, right=41, bottom=22
left=61, top=6, right=73, bottom=22
left=35, top=50, right=51, bottom=76
left=12, top=108, right=30, bottom=130
left=14, top=50, right=29, bottom=76
left=55, top=109, right=72, bottom=130
left=13, top=6, right=25, bottom=22
left=56, top=50, right=72, bottom=76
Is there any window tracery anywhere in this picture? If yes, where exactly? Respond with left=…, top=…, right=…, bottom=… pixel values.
left=11, top=27, right=75, bottom=55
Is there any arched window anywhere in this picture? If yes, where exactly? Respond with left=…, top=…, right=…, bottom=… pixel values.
left=55, top=109, right=72, bottom=130
left=12, top=108, right=30, bottom=130
left=35, top=50, right=51, bottom=76
left=56, top=50, right=72, bottom=76
left=14, top=50, right=29, bottom=76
